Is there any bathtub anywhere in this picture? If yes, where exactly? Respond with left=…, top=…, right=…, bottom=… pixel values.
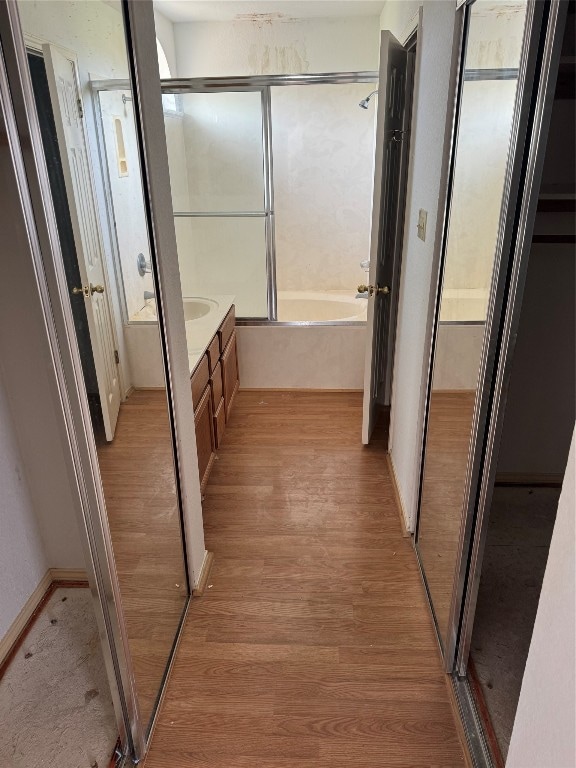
left=238, top=290, right=367, bottom=388
left=276, top=290, right=368, bottom=323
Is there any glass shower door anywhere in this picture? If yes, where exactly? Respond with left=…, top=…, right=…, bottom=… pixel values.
left=163, top=89, right=273, bottom=318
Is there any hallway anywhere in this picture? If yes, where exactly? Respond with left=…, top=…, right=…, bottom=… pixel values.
left=143, top=391, right=467, bottom=766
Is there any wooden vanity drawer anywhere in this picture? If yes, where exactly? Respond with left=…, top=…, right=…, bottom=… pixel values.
left=207, top=334, right=220, bottom=373
left=218, top=305, right=235, bottom=352
left=213, top=396, right=226, bottom=448
left=191, top=353, right=210, bottom=407
left=210, top=359, right=223, bottom=406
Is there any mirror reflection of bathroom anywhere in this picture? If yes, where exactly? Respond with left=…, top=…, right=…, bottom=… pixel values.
left=7, top=0, right=189, bottom=757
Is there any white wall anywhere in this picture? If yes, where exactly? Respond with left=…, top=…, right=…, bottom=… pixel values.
left=441, top=3, right=526, bottom=308
left=385, top=0, right=461, bottom=530
left=154, top=8, right=177, bottom=75
left=507, top=426, right=575, bottom=768
left=174, top=15, right=381, bottom=77
left=0, top=373, right=48, bottom=641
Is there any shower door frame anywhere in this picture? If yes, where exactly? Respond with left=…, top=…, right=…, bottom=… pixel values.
left=160, top=72, right=379, bottom=324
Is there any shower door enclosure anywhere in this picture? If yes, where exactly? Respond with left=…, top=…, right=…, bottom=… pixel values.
left=164, top=87, right=274, bottom=319
left=161, top=73, right=379, bottom=324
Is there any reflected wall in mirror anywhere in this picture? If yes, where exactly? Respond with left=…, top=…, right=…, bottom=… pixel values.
left=416, top=0, right=528, bottom=647
left=18, top=0, right=189, bottom=733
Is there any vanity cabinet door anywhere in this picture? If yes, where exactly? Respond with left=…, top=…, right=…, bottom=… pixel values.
left=191, top=353, right=210, bottom=408
left=222, top=330, right=240, bottom=422
left=211, top=360, right=223, bottom=407
left=194, top=385, right=215, bottom=492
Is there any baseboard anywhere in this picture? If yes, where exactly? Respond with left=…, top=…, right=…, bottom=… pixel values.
left=0, top=568, right=89, bottom=669
left=495, top=472, right=563, bottom=488
left=49, top=567, right=88, bottom=583
left=193, top=551, right=215, bottom=596
left=0, top=571, right=53, bottom=668
left=386, top=452, right=411, bottom=538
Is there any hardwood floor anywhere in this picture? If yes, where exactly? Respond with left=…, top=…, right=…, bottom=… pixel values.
left=96, top=389, right=188, bottom=727
left=417, top=391, right=477, bottom=638
left=143, top=390, right=467, bottom=767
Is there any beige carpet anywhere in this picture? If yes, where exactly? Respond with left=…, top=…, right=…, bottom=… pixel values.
left=0, top=586, right=118, bottom=768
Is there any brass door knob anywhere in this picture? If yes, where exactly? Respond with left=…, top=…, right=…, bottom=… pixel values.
left=357, top=284, right=390, bottom=296
left=72, top=283, right=105, bottom=297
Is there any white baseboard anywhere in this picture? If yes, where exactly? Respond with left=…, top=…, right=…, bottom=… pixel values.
left=193, top=550, right=214, bottom=595
left=0, top=568, right=88, bottom=666
left=386, top=452, right=412, bottom=537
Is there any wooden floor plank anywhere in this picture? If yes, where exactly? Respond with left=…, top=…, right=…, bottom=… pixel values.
left=143, top=390, right=466, bottom=766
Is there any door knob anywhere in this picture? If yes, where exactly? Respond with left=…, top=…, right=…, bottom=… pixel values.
left=357, top=284, right=390, bottom=296
left=72, top=283, right=105, bottom=297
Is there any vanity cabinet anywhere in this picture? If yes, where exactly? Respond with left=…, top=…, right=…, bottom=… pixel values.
left=190, top=305, right=238, bottom=491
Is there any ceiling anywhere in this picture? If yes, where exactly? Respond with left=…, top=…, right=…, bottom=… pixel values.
left=154, top=1, right=386, bottom=23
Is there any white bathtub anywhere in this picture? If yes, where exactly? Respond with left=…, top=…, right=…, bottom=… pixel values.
left=277, top=290, right=368, bottom=323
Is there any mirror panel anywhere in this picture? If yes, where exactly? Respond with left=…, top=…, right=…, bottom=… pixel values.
left=416, top=0, right=528, bottom=647
left=18, top=0, right=189, bottom=734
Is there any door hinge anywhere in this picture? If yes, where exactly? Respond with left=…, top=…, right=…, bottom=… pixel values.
left=114, top=350, right=120, bottom=365
left=77, top=98, right=84, bottom=119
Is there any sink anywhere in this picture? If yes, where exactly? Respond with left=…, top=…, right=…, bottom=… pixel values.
left=183, top=297, right=218, bottom=321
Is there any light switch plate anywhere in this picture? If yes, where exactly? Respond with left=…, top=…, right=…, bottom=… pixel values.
left=417, top=209, right=427, bottom=242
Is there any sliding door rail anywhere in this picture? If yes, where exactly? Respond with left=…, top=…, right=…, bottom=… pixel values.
left=160, top=71, right=379, bottom=92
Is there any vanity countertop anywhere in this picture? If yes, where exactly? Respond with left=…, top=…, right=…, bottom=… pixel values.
left=185, top=294, right=235, bottom=375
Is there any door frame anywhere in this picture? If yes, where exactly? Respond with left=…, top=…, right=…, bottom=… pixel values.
left=361, top=30, right=416, bottom=443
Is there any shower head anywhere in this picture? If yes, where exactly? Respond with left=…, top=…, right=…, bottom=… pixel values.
left=359, top=90, right=378, bottom=109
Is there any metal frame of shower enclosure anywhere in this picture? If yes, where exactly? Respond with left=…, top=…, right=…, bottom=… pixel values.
left=160, top=72, right=379, bottom=323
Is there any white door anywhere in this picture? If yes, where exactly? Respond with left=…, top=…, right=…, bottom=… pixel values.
left=43, top=44, right=121, bottom=440
left=361, top=31, right=410, bottom=443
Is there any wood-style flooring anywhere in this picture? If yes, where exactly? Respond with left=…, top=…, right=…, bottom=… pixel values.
left=416, top=391, right=477, bottom=638
left=143, top=390, right=467, bottom=767
left=96, top=389, right=188, bottom=727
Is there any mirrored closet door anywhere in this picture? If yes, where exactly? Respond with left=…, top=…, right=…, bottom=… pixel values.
left=415, top=0, right=528, bottom=657
left=15, top=0, right=189, bottom=742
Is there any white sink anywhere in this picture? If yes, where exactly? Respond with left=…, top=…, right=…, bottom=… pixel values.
left=183, top=297, right=219, bottom=321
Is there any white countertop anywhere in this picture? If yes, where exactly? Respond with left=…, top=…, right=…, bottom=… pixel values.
left=184, top=294, right=235, bottom=375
